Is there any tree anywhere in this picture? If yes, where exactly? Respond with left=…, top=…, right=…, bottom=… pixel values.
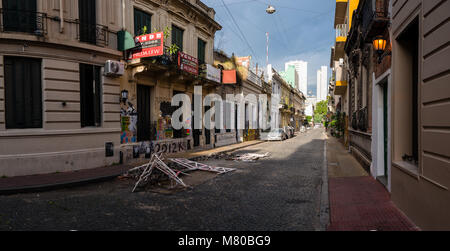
left=314, top=100, right=328, bottom=124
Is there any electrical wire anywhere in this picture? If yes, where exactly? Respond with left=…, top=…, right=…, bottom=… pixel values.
left=220, top=0, right=262, bottom=63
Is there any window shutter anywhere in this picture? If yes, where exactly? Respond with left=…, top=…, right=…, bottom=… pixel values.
left=4, top=57, right=42, bottom=129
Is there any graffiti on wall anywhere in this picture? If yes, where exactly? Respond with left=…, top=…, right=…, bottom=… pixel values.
left=132, top=139, right=189, bottom=159
left=121, top=102, right=138, bottom=144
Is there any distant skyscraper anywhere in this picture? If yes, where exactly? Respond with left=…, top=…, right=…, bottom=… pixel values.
left=317, top=66, right=328, bottom=101
left=285, top=60, right=308, bottom=95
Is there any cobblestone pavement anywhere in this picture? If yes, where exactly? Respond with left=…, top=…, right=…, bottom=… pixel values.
left=0, top=129, right=326, bottom=231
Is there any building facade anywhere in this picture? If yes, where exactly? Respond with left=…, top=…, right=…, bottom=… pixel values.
left=0, top=0, right=123, bottom=177
left=119, top=0, right=222, bottom=164
left=285, top=60, right=308, bottom=95
left=390, top=0, right=450, bottom=230
left=280, top=64, right=299, bottom=90
left=316, top=65, right=328, bottom=102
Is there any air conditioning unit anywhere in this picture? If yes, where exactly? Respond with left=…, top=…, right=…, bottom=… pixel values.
left=104, top=60, right=125, bottom=77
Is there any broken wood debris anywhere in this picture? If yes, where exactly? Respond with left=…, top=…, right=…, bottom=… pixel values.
left=125, top=153, right=188, bottom=193
left=169, top=158, right=236, bottom=174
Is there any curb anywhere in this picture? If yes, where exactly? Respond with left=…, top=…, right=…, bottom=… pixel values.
left=0, top=174, right=121, bottom=196
left=0, top=141, right=266, bottom=196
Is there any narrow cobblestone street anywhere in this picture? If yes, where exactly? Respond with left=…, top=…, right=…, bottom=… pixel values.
left=0, top=129, right=327, bottom=231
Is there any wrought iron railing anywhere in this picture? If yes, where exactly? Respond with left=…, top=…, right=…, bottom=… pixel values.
left=335, top=23, right=348, bottom=39
left=357, top=107, right=368, bottom=132
left=361, top=0, right=390, bottom=40
left=0, top=9, right=47, bottom=36
left=76, top=21, right=109, bottom=47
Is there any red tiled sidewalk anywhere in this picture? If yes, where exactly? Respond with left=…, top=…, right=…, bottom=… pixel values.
left=327, top=176, right=419, bottom=231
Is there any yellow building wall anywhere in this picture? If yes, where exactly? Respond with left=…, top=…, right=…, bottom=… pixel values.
left=348, top=0, right=360, bottom=31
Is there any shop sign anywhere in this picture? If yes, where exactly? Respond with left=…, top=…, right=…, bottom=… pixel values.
left=130, top=32, right=164, bottom=60
left=222, top=70, right=237, bottom=84
left=206, top=64, right=221, bottom=83
left=237, top=56, right=251, bottom=68
left=178, top=52, right=199, bottom=75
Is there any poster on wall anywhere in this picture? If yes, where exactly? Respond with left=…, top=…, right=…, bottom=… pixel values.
left=121, top=115, right=137, bottom=144
left=129, top=32, right=164, bottom=60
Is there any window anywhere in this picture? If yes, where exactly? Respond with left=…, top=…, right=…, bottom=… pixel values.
left=78, top=0, right=97, bottom=45
left=172, top=25, right=184, bottom=51
left=80, top=64, right=102, bottom=127
left=198, top=38, right=206, bottom=65
left=395, top=18, right=419, bottom=165
left=2, top=0, right=37, bottom=33
left=134, top=8, right=151, bottom=36
left=4, top=57, right=42, bottom=129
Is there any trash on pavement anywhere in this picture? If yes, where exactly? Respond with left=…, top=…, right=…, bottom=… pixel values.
left=231, top=152, right=270, bottom=162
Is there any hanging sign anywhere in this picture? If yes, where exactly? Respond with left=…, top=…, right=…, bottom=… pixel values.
left=130, top=32, right=164, bottom=60
left=178, top=52, right=199, bottom=75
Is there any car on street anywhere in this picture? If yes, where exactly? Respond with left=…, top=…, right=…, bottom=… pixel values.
left=267, top=128, right=288, bottom=141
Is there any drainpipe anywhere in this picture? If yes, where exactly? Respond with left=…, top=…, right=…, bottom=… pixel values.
left=59, top=0, right=64, bottom=33
left=122, top=0, right=126, bottom=30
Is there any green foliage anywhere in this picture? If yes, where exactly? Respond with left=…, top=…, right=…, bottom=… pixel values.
left=167, top=44, right=180, bottom=55
left=141, top=26, right=148, bottom=35
left=153, top=26, right=172, bottom=40
left=306, top=116, right=313, bottom=123
left=314, top=100, right=328, bottom=123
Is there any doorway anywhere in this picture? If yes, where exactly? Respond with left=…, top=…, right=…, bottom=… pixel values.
left=204, top=105, right=211, bottom=145
left=379, top=82, right=389, bottom=186
left=137, top=85, right=151, bottom=142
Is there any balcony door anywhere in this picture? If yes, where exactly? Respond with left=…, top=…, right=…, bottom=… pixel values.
left=2, top=0, right=37, bottom=33
left=78, top=0, right=97, bottom=44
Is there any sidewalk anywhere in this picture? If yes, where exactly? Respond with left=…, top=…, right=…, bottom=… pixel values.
left=0, top=140, right=265, bottom=195
left=325, top=133, right=419, bottom=231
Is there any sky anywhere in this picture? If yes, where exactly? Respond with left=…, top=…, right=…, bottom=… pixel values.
left=202, top=0, right=335, bottom=96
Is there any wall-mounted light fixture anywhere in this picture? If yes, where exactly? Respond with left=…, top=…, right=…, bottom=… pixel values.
left=121, top=90, right=129, bottom=104
left=373, top=36, right=391, bottom=64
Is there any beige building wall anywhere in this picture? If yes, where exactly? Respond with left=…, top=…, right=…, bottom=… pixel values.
left=391, top=0, right=450, bottom=230
left=0, top=0, right=123, bottom=176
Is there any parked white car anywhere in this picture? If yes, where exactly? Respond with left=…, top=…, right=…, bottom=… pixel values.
left=267, top=128, right=288, bottom=141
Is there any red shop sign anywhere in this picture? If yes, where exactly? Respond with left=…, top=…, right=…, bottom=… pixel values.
left=178, top=52, right=199, bottom=75
left=130, top=32, right=164, bottom=60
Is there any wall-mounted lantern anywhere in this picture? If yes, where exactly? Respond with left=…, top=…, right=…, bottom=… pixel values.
left=121, top=90, right=129, bottom=104
left=373, top=36, right=391, bottom=63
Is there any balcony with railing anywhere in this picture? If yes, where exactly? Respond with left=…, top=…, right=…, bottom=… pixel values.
left=334, top=64, right=348, bottom=96
left=334, top=0, right=348, bottom=28
left=76, top=21, right=110, bottom=47
left=0, top=8, right=118, bottom=52
left=361, top=0, right=390, bottom=42
left=335, top=23, right=348, bottom=60
left=0, top=9, right=47, bottom=36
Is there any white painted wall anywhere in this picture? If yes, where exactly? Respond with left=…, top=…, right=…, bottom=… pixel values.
left=371, top=71, right=392, bottom=192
